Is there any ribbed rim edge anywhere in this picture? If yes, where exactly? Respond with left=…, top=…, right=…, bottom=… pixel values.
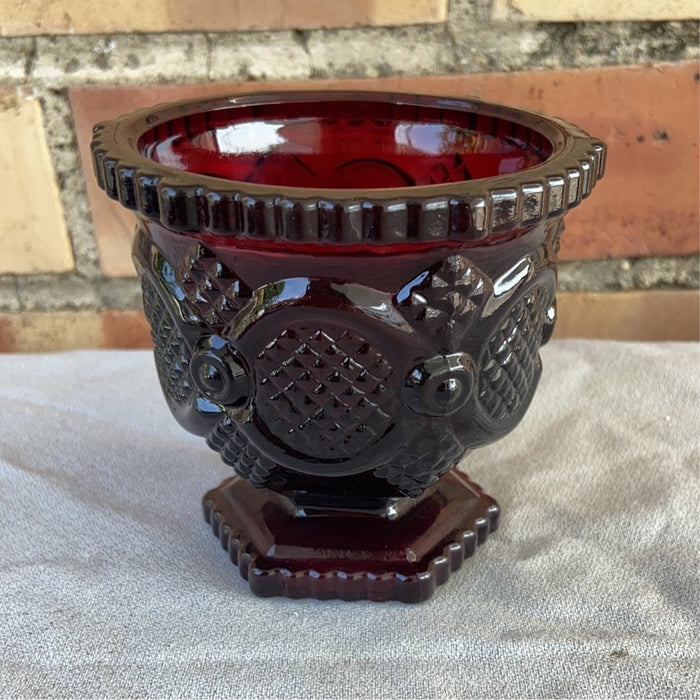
left=91, top=91, right=607, bottom=245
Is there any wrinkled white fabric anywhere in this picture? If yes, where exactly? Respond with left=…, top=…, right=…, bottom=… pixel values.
left=0, top=341, right=698, bottom=699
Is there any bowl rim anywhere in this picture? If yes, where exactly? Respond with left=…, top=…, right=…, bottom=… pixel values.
left=91, top=89, right=606, bottom=245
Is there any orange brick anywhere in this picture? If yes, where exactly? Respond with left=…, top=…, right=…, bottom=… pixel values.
left=100, top=310, right=152, bottom=349
left=1, top=0, right=446, bottom=36
left=0, top=316, right=16, bottom=352
left=70, top=62, right=699, bottom=275
left=555, top=290, right=700, bottom=341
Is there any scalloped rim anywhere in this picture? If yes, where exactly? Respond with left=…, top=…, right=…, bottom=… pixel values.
left=91, top=90, right=606, bottom=245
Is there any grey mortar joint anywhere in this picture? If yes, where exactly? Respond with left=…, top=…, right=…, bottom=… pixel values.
left=0, top=277, right=21, bottom=314
left=36, top=88, right=101, bottom=278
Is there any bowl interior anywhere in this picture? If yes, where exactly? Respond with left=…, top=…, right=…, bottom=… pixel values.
left=137, top=98, right=554, bottom=190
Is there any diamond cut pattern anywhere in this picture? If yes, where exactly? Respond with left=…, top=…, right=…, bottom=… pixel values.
left=177, top=243, right=250, bottom=330
left=256, top=326, right=396, bottom=460
left=478, top=287, right=547, bottom=422
left=142, top=276, right=192, bottom=405
left=398, top=254, right=489, bottom=351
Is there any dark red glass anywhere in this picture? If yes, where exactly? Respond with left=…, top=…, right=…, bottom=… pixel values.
left=137, top=100, right=552, bottom=189
left=92, top=91, right=605, bottom=602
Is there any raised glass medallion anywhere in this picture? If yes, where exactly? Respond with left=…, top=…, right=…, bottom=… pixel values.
left=92, top=91, right=605, bottom=602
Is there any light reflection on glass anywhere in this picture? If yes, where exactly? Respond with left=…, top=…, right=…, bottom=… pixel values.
left=215, top=121, right=287, bottom=155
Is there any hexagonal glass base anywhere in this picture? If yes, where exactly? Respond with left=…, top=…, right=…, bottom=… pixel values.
left=203, top=471, right=499, bottom=603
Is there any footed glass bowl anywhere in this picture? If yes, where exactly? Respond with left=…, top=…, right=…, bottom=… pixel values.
left=92, top=91, right=605, bottom=602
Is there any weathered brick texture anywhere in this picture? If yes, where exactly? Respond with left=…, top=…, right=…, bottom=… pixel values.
left=0, top=0, right=447, bottom=36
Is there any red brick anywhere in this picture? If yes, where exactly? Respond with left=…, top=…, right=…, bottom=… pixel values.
left=100, top=310, right=152, bottom=349
left=0, top=316, right=16, bottom=352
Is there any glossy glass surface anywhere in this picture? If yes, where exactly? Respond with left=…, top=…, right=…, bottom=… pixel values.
left=92, top=91, right=605, bottom=602
left=138, top=100, right=553, bottom=189
left=137, top=220, right=556, bottom=493
left=203, top=471, right=499, bottom=603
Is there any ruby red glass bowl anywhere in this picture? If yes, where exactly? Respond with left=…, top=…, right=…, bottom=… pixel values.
left=92, top=91, right=605, bottom=602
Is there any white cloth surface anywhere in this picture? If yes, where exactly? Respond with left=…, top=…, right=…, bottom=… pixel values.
left=0, top=341, right=698, bottom=699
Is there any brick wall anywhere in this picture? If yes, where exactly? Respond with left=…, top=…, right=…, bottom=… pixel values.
left=0, top=0, right=698, bottom=351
